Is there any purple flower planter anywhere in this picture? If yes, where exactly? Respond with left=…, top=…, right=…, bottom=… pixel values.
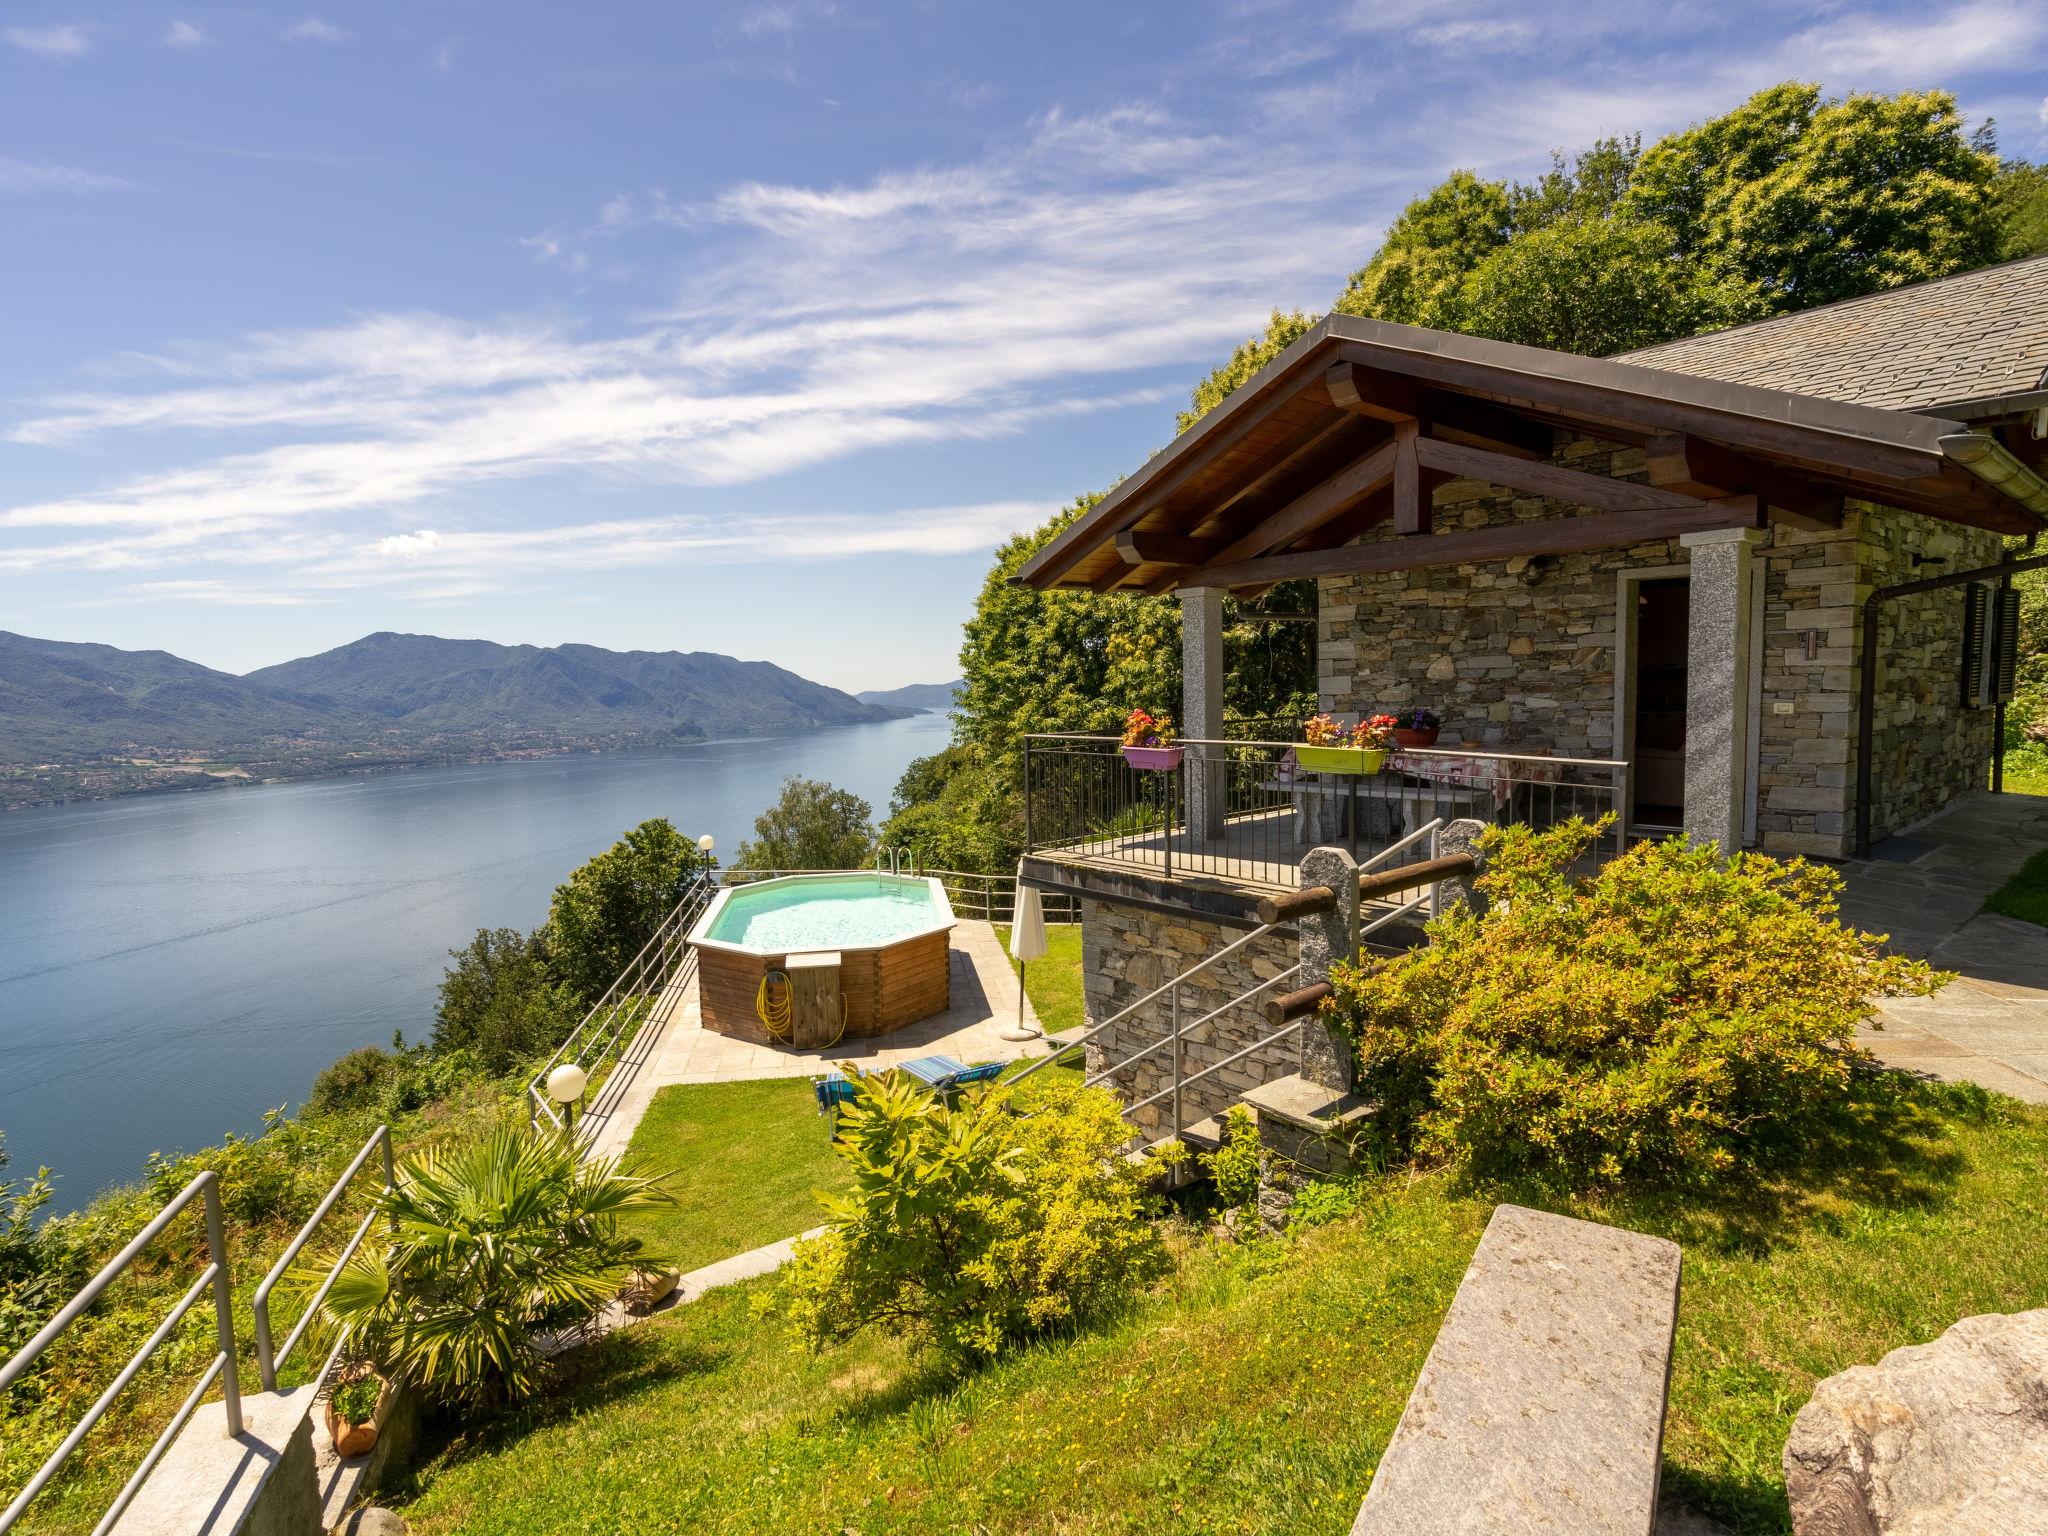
left=1121, top=744, right=1185, bottom=771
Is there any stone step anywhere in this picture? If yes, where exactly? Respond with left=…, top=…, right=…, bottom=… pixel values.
left=1040, top=1028, right=1087, bottom=1055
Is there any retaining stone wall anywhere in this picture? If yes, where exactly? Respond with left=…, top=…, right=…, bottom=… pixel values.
left=1078, top=899, right=1299, bottom=1130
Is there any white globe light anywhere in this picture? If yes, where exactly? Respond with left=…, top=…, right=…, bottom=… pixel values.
left=697, top=834, right=715, bottom=852
left=546, top=1063, right=588, bottom=1105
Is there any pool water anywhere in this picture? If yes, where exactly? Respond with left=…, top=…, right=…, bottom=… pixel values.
left=705, top=875, right=946, bottom=951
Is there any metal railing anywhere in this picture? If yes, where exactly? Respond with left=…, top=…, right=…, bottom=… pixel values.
left=251, top=1126, right=394, bottom=1392
left=1024, top=733, right=1627, bottom=888
left=0, top=1173, right=241, bottom=1536
left=527, top=870, right=717, bottom=1138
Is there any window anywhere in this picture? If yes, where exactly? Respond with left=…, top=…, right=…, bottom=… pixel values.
left=1961, top=582, right=2021, bottom=709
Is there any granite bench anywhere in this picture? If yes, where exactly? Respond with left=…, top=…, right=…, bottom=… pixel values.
left=1352, top=1204, right=1683, bottom=1536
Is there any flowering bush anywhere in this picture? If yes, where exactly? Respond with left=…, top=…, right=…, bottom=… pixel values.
left=777, top=1070, right=1169, bottom=1365
left=1121, top=708, right=1175, bottom=748
left=1302, top=713, right=1397, bottom=749
left=1324, top=817, right=1943, bottom=1187
left=1396, top=707, right=1441, bottom=731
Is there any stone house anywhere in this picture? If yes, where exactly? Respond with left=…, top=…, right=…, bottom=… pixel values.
left=1013, top=257, right=2048, bottom=1135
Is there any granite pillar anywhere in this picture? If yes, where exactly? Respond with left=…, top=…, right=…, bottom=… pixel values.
left=1181, top=586, right=1225, bottom=842
left=1679, top=527, right=1767, bottom=854
left=1296, top=844, right=1359, bottom=1093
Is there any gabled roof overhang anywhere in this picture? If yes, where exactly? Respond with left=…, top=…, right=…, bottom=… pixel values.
left=1016, top=314, right=2046, bottom=595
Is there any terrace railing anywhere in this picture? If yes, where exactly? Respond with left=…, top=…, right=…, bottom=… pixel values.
left=526, top=869, right=717, bottom=1139
left=0, top=1173, right=241, bottom=1536
left=1024, top=734, right=1627, bottom=888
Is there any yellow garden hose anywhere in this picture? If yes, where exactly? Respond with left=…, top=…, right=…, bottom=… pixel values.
left=755, top=969, right=849, bottom=1048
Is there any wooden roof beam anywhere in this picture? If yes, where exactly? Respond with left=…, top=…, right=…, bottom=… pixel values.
left=1326, top=361, right=1551, bottom=460
left=1187, top=497, right=1765, bottom=589
left=1205, top=436, right=1400, bottom=565
left=1412, top=435, right=1710, bottom=513
left=1116, top=530, right=1223, bottom=566
left=1645, top=433, right=1843, bottom=532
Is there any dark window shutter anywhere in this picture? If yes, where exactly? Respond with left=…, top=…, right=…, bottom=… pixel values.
left=1992, top=585, right=2021, bottom=705
left=1960, top=583, right=1989, bottom=708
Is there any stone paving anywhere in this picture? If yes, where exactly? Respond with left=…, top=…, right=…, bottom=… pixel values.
left=587, top=918, right=1053, bottom=1159
left=1842, top=792, right=2048, bottom=1105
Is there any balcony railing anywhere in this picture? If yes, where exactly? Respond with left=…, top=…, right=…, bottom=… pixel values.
left=1023, top=734, right=1627, bottom=889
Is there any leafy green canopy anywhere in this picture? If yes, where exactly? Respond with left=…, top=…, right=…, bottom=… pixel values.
left=776, top=1071, right=1169, bottom=1365
left=431, top=928, right=582, bottom=1075
left=1325, top=819, right=1942, bottom=1186
left=733, top=775, right=877, bottom=871
left=544, top=817, right=712, bottom=1002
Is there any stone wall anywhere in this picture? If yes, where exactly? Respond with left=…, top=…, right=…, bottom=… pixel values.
left=1078, top=898, right=1299, bottom=1131
left=1315, top=433, right=2001, bottom=858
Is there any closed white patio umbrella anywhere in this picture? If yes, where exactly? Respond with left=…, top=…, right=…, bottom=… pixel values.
left=1002, top=872, right=1048, bottom=1042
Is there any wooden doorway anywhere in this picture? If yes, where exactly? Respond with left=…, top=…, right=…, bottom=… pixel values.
left=1629, top=577, right=1689, bottom=830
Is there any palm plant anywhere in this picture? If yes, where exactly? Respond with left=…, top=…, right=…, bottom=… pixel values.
left=305, top=1124, right=674, bottom=1406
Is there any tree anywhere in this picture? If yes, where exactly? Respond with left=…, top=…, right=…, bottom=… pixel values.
left=432, top=927, right=582, bottom=1075
left=1451, top=215, right=1763, bottom=357
left=1625, top=83, right=2000, bottom=310
left=1178, top=310, right=1318, bottom=434
left=733, top=777, right=876, bottom=871
left=544, top=818, right=711, bottom=1002
left=1991, top=157, right=2048, bottom=259
left=1334, top=169, right=1513, bottom=327
left=310, top=1126, right=672, bottom=1405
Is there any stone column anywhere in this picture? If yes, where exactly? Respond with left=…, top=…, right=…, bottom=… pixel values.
left=1679, top=526, right=1767, bottom=854
left=1181, top=586, right=1225, bottom=843
left=1296, top=844, right=1360, bottom=1093
left=1431, top=817, right=1490, bottom=917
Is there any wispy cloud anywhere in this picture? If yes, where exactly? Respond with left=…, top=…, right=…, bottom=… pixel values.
left=0, top=157, right=131, bottom=194
left=165, top=20, right=205, bottom=48
left=283, top=18, right=348, bottom=44
left=6, top=24, right=92, bottom=59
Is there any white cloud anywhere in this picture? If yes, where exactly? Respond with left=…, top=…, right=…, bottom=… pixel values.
left=0, top=158, right=131, bottom=194
left=165, top=20, right=205, bottom=47
left=283, top=18, right=348, bottom=43
left=2039, top=93, right=2048, bottom=126
left=373, top=530, right=445, bottom=558
left=6, top=24, right=92, bottom=58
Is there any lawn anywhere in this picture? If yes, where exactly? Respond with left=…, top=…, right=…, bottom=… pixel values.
left=2001, top=741, right=2048, bottom=798
left=392, top=1079, right=2048, bottom=1536
left=1986, top=844, right=2048, bottom=929
left=996, top=919, right=1086, bottom=1034
left=614, top=1077, right=851, bottom=1274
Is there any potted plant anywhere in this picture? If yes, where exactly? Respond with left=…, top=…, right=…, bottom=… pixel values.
left=1120, top=708, right=1183, bottom=771
left=323, top=1362, right=387, bottom=1459
left=1391, top=707, right=1442, bottom=749
left=1296, top=713, right=1397, bottom=775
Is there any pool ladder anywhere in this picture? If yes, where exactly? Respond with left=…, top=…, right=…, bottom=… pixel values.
left=879, top=845, right=917, bottom=879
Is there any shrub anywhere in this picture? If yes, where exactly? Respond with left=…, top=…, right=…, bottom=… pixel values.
left=308, top=1125, right=673, bottom=1406
left=1324, top=818, right=1941, bottom=1186
left=777, top=1071, right=1167, bottom=1365
left=1203, top=1104, right=1262, bottom=1213
left=546, top=818, right=713, bottom=1003
left=308, top=1046, right=397, bottom=1115
left=434, top=928, right=583, bottom=1075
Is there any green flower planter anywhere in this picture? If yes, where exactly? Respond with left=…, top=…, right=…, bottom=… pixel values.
left=1294, top=745, right=1388, bottom=775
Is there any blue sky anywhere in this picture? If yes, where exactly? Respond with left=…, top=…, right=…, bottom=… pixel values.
left=3, top=1, right=2045, bottom=692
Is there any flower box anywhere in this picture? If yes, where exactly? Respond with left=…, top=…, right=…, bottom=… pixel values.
left=1294, top=745, right=1388, bottom=775
left=1122, top=744, right=1185, bottom=771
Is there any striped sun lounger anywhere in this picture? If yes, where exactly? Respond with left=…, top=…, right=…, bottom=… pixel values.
left=813, top=1054, right=1006, bottom=1124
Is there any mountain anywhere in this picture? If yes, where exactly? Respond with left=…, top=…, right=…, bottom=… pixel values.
left=0, top=630, right=911, bottom=810
left=0, top=631, right=349, bottom=761
left=857, top=680, right=963, bottom=711
left=250, top=633, right=907, bottom=741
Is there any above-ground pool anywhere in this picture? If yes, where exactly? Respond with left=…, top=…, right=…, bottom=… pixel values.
left=688, top=874, right=955, bottom=1046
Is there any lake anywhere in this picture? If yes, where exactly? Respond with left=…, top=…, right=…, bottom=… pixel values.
left=0, top=711, right=952, bottom=1210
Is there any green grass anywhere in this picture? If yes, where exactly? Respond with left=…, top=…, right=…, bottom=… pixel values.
left=2000, top=741, right=2048, bottom=798
left=1986, top=844, right=2048, bottom=929
left=614, top=1078, right=852, bottom=1274
left=995, top=920, right=1085, bottom=1035
left=391, top=1080, right=2048, bottom=1536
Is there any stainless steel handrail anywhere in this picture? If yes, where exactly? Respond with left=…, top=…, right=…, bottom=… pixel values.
left=0, top=1172, right=241, bottom=1536
left=250, top=1126, right=394, bottom=1392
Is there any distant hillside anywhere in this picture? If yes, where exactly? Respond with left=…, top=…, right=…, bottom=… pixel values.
left=0, top=630, right=910, bottom=810
left=250, top=633, right=907, bottom=741
left=857, top=680, right=962, bottom=711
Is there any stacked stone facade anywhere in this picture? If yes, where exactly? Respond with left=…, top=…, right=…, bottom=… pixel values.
left=1077, top=899, right=1297, bottom=1131
left=1316, top=435, right=2001, bottom=858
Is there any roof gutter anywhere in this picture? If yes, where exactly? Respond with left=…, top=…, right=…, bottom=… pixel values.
left=1938, top=430, right=2048, bottom=519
